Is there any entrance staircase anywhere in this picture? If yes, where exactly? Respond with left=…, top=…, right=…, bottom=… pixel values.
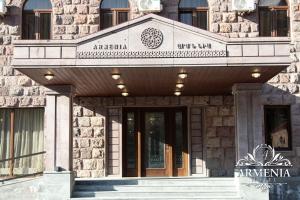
left=71, top=177, right=243, bottom=200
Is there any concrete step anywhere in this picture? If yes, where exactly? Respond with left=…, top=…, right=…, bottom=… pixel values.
left=72, top=191, right=240, bottom=198
left=74, top=185, right=237, bottom=192
left=75, top=178, right=236, bottom=187
left=72, top=178, right=242, bottom=200
left=71, top=197, right=243, bottom=200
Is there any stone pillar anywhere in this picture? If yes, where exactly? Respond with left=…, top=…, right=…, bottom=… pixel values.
left=43, top=85, right=75, bottom=199
left=45, top=85, right=74, bottom=171
left=232, top=83, right=264, bottom=161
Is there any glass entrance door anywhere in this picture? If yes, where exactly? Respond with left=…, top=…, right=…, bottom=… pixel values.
left=143, top=111, right=169, bottom=176
left=123, top=107, right=188, bottom=177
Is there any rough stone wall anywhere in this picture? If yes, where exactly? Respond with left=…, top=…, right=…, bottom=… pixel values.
left=73, top=97, right=106, bottom=178
left=205, top=96, right=235, bottom=176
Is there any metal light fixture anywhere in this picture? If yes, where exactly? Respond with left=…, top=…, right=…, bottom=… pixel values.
left=178, top=73, right=188, bottom=79
left=117, top=84, right=126, bottom=89
left=112, top=73, right=121, bottom=80
left=174, top=91, right=181, bottom=96
left=44, top=72, right=54, bottom=80
left=251, top=72, right=261, bottom=78
left=176, top=83, right=184, bottom=89
left=122, top=92, right=129, bottom=97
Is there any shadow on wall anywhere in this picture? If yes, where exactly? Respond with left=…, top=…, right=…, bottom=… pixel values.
left=255, top=83, right=300, bottom=200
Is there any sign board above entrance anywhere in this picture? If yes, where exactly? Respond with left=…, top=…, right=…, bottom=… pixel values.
left=77, top=26, right=227, bottom=59
left=138, top=0, right=161, bottom=12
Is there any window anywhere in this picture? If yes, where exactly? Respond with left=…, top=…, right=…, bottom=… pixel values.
left=100, top=0, right=129, bottom=30
left=179, top=0, right=208, bottom=30
left=22, top=0, right=52, bottom=40
left=258, top=0, right=289, bottom=37
left=264, top=106, right=291, bottom=151
left=0, top=109, right=44, bottom=176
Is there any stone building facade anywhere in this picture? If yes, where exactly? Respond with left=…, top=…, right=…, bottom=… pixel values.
left=0, top=0, right=299, bottom=182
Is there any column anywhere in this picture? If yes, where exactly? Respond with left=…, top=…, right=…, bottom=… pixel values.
left=42, top=85, right=75, bottom=199
left=232, top=83, right=264, bottom=161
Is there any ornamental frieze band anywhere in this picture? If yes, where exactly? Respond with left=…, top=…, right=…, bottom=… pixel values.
left=77, top=50, right=228, bottom=59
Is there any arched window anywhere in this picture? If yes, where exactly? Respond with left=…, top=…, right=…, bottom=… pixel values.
left=22, top=0, right=52, bottom=39
left=100, top=0, right=129, bottom=30
left=258, top=0, right=289, bottom=37
left=179, top=0, right=208, bottom=30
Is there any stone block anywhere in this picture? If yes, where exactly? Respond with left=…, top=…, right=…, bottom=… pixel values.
left=5, top=97, right=18, bottom=107
left=219, top=106, right=231, bottom=116
left=73, top=149, right=80, bottom=159
left=0, top=97, right=5, bottom=106
left=223, top=116, right=235, bottom=126
left=92, top=148, right=104, bottom=158
left=207, top=137, right=221, bottom=148
left=212, top=117, right=223, bottom=127
left=77, top=170, right=91, bottom=178
left=220, top=23, right=231, bottom=33
left=54, top=26, right=66, bottom=34
left=79, top=25, right=90, bottom=35
left=91, top=117, right=104, bottom=127
left=80, top=139, right=90, bottom=148
left=81, top=127, right=93, bottom=137
left=87, top=15, right=98, bottom=24
left=73, top=159, right=82, bottom=170
left=73, top=128, right=80, bottom=137
left=77, top=5, right=88, bottom=14
left=207, top=148, right=224, bottom=158
left=82, top=159, right=96, bottom=170
left=66, top=25, right=78, bottom=34
left=207, top=127, right=216, bottom=137
left=74, top=106, right=83, bottom=117
left=91, top=170, right=104, bottom=178
left=96, top=159, right=104, bottom=169
left=74, top=15, right=87, bottom=24
left=64, top=5, right=77, bottom=14
left=206, top=106, right=218, bottom=116
left=94, top=128, right=104, bottom=137
left=80, top=148, right=92, bottom=159
left=194, top=96, right=209, bottom=105
left=221, top=137, right=234, bottom=147
left=78, top=117, right=91, bottom=127
left=92, top=138, right=104, bottom=148
left=212, top=13, right=222, bottom=23
left=62, top=15, right=74, bottom=25
left=211, top=23, right=219, bottom=33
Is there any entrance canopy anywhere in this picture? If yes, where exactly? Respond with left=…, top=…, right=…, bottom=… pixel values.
left=12, top=14, right=291, bottom=96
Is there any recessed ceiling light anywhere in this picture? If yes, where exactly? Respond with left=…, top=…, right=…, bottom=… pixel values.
left=44, top=73, right=54, bottom=80
left=178, top=73, right=188, bottom=79
left=112, top=74, right=121, bottom=80
left=122, top=92, right=129, bottom=97
left=251, top=72, right=261, bottom=78
left=117, top=84, right=125, bottom=89
left=176, top=83, right=184, bottom=88
left=174, top=91, right=181, bottom=96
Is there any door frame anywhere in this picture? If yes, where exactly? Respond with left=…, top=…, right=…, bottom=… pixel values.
left=122, top=107, right=188, bottom=177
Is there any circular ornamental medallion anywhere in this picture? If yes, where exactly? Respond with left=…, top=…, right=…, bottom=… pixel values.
left=141, top=28, right=163, bottom=49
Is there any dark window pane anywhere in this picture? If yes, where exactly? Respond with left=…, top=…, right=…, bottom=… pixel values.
left=117, top=12, right=128, bottom=25
left=23, top=0, right=52, bottom=11
left=175, top=112, right=183, bottom=168
left=101, top=11, right=113, bottom=29
left=276, top=10, right=289, bottom=36
left=196, top=11, right=208, bottom=30
left=40, top=13, right=51, bottom=39
left=126, top=113, right=135, bottom=169
left=259, top=9, right=272, bottom=36
left=265, top=106, right=291, bottom=150
left=22, top=13, right=36, bottom=39
left=259, top=0, right=287, bottom=6
left=0, top=109, right=11, bottom=170
left=179, top=12, right=193, bottom=26
left=101, top=0, right=129, bottom=9
left=179, top=0, right=208, bottom=8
